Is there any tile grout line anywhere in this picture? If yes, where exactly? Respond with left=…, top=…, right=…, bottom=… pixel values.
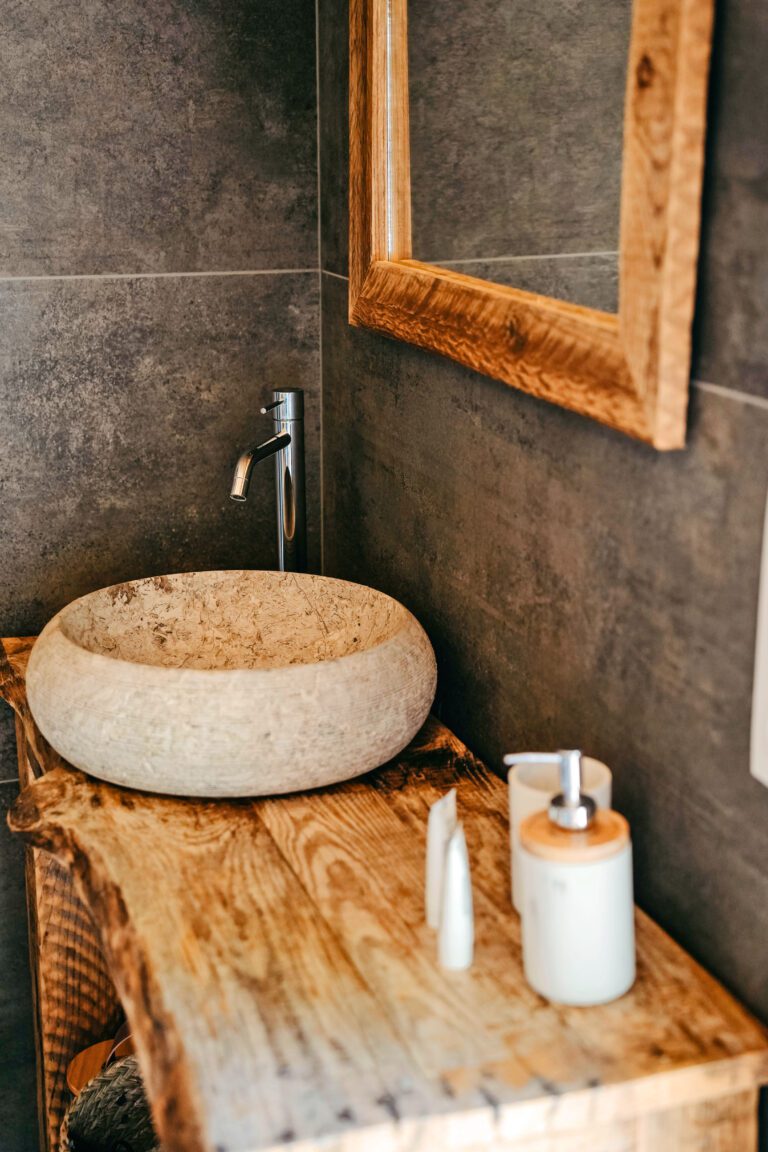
left=319, top=254, right=619, bottom=279
left=433, top=249, right=619, bottom=266
left=694, top=380, right=768, bottom=412
left=315, top=0, right=325, bottom=577
left=0, top=268, right=318, bottom=283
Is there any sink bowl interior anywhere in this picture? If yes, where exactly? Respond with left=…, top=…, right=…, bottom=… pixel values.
left=63, top=571, right=407, bottom=671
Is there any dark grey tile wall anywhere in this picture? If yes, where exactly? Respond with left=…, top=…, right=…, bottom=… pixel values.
left=407, top=0, right=630, bottom=266
left=0, top=1, right=320, bottom=1147
left=318, top=0, right=626, bottom=304
left=318, top=0, right=349, bottom=277
left=319, top=0, right=768, bottom=1026
left=439, top=255, right=619, bottom=313
left=0, top=273, right=320, bottom=637
left=693, top=0, right=768, bottom=399
left=0, top=0, right=318, bottom=275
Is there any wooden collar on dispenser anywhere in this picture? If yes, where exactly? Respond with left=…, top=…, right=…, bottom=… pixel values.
left=520, top=809, right=630, bottom=863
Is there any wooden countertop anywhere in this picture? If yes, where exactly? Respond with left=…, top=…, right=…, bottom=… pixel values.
left=3, top=636, right=768, bottom=1152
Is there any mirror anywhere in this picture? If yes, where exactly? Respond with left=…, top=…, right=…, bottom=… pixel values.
left=407, top=0, right=632, bottom=313
left=349, top=0, right=714, bottom=449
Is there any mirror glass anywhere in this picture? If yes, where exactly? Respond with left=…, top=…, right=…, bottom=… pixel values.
left=407, top=0, right=632, bottom=312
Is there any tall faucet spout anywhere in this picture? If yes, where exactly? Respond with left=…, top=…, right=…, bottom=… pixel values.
left=230, top=433, right=291, bottom=502
left=230, top=388, right=306, bottom=572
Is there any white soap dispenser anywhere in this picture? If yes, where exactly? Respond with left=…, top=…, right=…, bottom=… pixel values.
left=519, top=750, right=635, bottom=1006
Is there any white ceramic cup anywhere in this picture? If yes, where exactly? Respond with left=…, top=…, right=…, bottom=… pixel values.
left=507, top=756, right=612, bottom=912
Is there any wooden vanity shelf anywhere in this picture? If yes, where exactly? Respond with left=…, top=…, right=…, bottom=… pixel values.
left=2, top=636, right=767, bottom=1152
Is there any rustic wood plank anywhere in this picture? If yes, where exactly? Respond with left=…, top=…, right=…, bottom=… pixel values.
left=619, top=0, right=715, bottom=446
left=405, top=1090, right=760, bottom=1152
left=1, top=637, right=62, bottom=780
left=348, top=0, right=373, bottom=310
left=259, top=724, right=768, bottom=1119
left=3, top=640, right=122, bottom=1152
left=349, top=0, right=713, bottom=450
left=636, top=1089, right=759, bottom=1151
left=4, top=687, right=767, bottom=1152
left=10, top=765, right=448, bottom=1152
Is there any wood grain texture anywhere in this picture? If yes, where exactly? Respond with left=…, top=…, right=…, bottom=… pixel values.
left=349, top=0, right=713, bottom=449
left=636, top=1090, right=759, bottom=1151
left=348, top=0, right=373, bottom=309
left=3, top=641, right=122, bottom=1152
left=349, top=0, right=413, bottom=307
left=0, top=637, right=65, bottom=780
left=520, top=808, right=630, bottom=862
left=4, top=638, right=767, bottom=1152
left=620, top=0, right=715, bottom=445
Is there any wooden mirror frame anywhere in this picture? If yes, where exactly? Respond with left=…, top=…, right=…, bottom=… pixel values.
left=349, top=0, right=714, bottom=449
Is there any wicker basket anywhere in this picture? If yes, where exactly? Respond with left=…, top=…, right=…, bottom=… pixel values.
left=60, top=1055, right=161, bottom=1152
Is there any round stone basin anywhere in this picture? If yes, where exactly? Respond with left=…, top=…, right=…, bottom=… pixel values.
left=26, top=571, right=437, bottom=797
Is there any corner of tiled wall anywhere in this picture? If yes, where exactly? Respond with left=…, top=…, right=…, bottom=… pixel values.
left=0, top=4, right=321, bottom=1146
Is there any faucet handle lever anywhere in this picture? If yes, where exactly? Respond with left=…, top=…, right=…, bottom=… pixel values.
left=260, top=399, right=284, bottom=414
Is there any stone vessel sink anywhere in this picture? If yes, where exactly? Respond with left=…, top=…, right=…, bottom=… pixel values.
left=26, top=571, right=437, bottom=797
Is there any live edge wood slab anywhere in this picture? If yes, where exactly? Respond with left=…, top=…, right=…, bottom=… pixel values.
left=3, top=638, right=768, bottom=1152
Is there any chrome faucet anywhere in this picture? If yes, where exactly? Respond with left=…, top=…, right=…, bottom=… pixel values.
left=230, top=389, right=307, bottom=573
